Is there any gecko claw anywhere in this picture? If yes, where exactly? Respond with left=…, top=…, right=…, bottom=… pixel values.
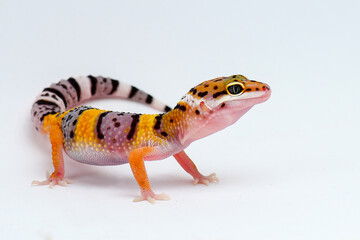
left=133, top=191, right=170, bottom=204
left=193, top=173, right=219, bottom=185
left=31, top=171, right=71, bottom=187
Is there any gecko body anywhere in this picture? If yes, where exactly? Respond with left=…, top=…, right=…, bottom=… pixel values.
left=31, top=74, right=271, bottom=202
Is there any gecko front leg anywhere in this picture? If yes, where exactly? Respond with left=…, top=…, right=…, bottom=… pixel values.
left=173, top=150, right=219, bottom=185
left=129, top=147, right=170, bottom=203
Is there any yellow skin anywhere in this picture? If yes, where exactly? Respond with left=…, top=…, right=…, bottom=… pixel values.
left=32, top=74, right=271, bottom=203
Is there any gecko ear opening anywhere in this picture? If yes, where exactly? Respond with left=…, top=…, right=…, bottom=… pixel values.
left=200, top=101, right=212, bottom=112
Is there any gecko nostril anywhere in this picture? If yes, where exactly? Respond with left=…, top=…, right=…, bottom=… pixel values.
left=262, top=86, right=270, bottom=91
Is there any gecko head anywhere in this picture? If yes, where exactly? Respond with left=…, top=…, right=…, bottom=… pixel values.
left=215, top=74, right=271, bottom=109
left=181, top=74, right=271, bottom=144
left=187, top=74, right=271, bottom=111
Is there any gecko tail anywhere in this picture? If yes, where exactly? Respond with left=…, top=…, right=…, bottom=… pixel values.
left=31, top=75, right=172, bottom=132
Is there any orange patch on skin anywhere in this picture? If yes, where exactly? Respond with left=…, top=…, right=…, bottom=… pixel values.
left=42, top=114, right=65, bottom=180
left=49, top=123, right=65, bottom=179
left=129, top=147, right=154, bottom=192
left=73, top=109, right=106, bottom=145
left=189, top=79, right=221, bottom=99
left=131, top=114, right=166, bottom=146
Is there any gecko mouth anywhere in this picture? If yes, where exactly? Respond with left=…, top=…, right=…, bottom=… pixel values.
left=227, top=89, right=271, bottom=109
left=257, top=89, right=271, bottom=102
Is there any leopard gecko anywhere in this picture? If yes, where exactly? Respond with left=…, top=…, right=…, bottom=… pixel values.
left=31, top=74, right=271, bottom=203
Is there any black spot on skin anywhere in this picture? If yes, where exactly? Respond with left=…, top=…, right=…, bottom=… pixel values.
left=127, top=114, right=140, bottom=140
left=112, top=118, right=117, bottom=122
left=250, top=80, right=257, bottom=83
left=44, top=93, right=49, bottom=96
left=78, top=109, right=86, bottom=115
left=129, top=86, right=139, bottom=98
left=189, top=88, right=197, bottom=95
left=51, top=95, right=58, bottom=100
left=97, top=133, right=104, bottom=140
left=154, top=114, right=163, bottom=130
left=77, top=107, right=94, bottom=116
left=256, top=88, right=259, bottom=91
left=68, top=77, right=81, bottom=101
left=112, top=139, right=116, bottom=143
left=213, top=86, right=218, bottom=90
left=114, top=122, right=120, bottom=127
left=198, top=91, right=208, bottom=97
left=145, top=95, right=153, bottom=104
left=174, top=104, right=186, bottom=111
left=204, top=84, right=209, bottom=88
left=40, top=111, right=58, bottom=121
left=109, top=79, right=119, bottom=95
left=107, top=127, right=111, bottom=130
left=161, top=132, right=168, bottom=137
left=88, top=75, right=98, bottom=95
left=213, top=91, right=227, bottom=98
left=221, top=103, right=226, bottom=108
left=43, top=88, right=68, bottom=108
left=117, top=113, right=124, bottom=116
left=35, top=100, right=60, bottom=106
left=170, top=119, right=173, bottom=123
left=164, top=106, right=172, bottom=112
left=70, top=131, right=74, bottom=138
left=33, top=111, right=37, bottom=116
left=60, top=84, right=68, bottom=90
left=232, top=75, right=237, bottom=78
left=214, top=79, right=223, bottom=82
left=195, top=109, right=200, bottom=115
left=246, top=88, right=252, bottom=92
left=96, top=111, right=111, bottom=139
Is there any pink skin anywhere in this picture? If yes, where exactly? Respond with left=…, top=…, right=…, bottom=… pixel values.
left=174, top=151, right=219, bottom=185
left=183, top=87, right=271, bottom=146
left=133, top=190, right=171, bottom=203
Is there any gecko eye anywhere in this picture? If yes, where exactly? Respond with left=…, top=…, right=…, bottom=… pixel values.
left=226, top=83, right=244, bottom=95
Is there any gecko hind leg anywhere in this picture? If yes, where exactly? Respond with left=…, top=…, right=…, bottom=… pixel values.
left=173, top=150, right=219, bottom=185
left=32, top=118, right=70, bottom=187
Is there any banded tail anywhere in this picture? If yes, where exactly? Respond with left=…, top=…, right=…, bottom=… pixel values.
left=31, top=75, right=172, bottom=132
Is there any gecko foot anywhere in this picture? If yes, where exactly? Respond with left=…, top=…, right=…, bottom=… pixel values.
left=31, top=171, right=71, bottom=188
left=133, top=190, right=170, bottom=204
left=193, top=173, right=219, bottom=185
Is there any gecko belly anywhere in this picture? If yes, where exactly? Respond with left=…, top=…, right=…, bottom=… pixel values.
left=64, top=146, right=129, bottom=166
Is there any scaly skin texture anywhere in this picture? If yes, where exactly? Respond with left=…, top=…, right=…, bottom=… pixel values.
left=31, top=74, right=271, bottom=203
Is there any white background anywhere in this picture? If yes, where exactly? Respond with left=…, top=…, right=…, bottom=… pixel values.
left=1, top=0, right=359, bottom=239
